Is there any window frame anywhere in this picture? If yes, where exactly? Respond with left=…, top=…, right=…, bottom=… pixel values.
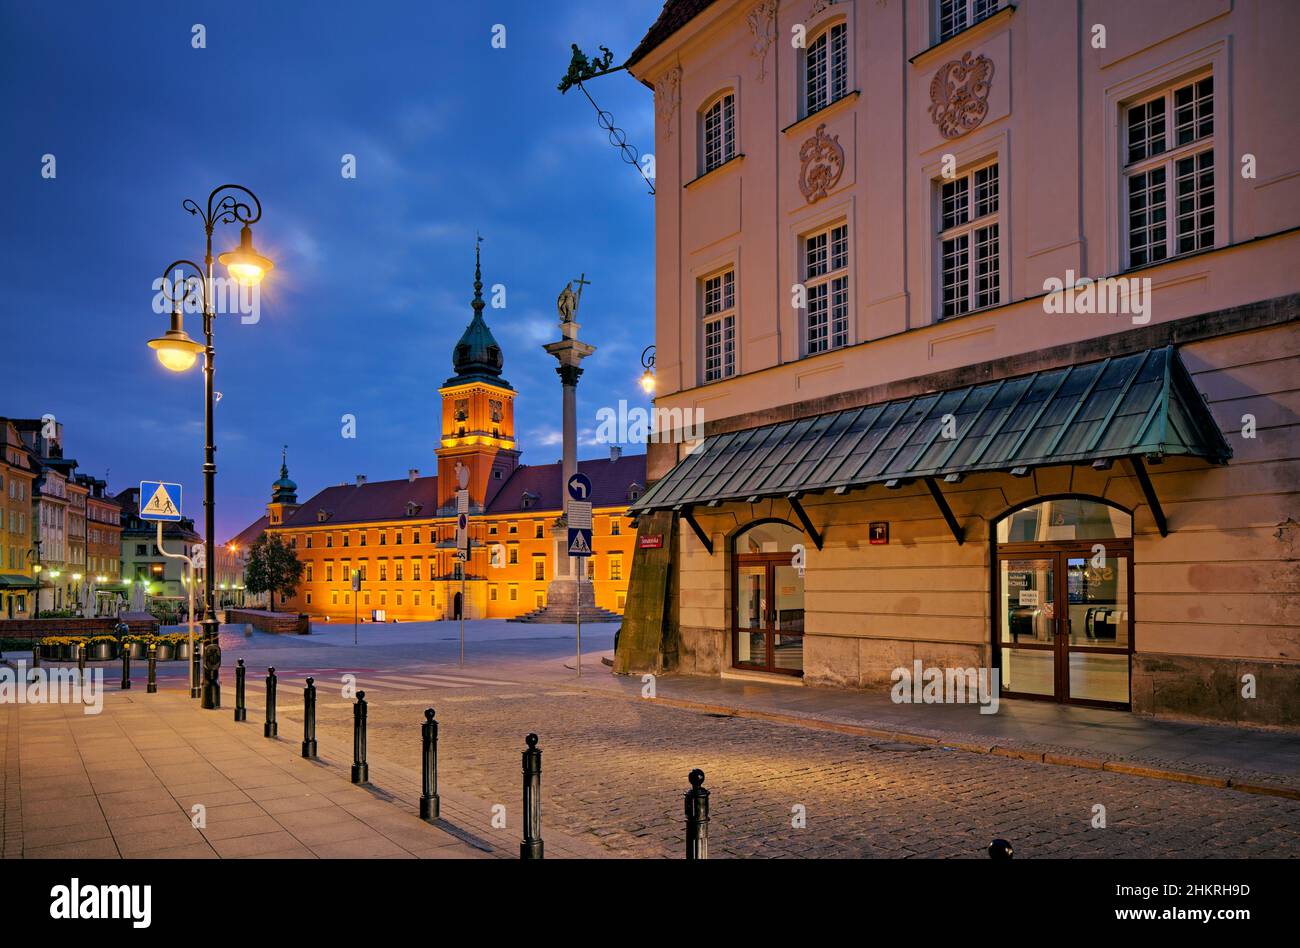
left=1121, top=71, right=1216, bottom=270
left=936, top=0, right=1001, bottom=45
left=801, top=220, right=851, bottom=355
left=801, top=20, right=849, bottom=118
left=699, top=89, right=737, bottom=175
left=934, top=158, right=1002, bottom=320
left=700, top=267, right=738, bottom=383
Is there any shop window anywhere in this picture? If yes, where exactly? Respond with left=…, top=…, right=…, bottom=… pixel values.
left=732, top=520, right=805, bottom=676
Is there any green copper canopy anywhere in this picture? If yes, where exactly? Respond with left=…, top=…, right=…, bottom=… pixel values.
left=445, top=243, right=512, bottom=389
left=630, top=345, right=1231, bottom=514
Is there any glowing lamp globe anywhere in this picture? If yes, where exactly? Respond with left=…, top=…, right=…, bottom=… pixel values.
left=218, top=224, right=274, bottom=286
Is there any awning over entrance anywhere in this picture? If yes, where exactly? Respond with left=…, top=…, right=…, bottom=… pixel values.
left=0, top=575, right=38, bottom=588
left=631, top=346, right=1230, bottom=543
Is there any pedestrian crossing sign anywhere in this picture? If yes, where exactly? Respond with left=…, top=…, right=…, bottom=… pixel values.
left=567, top=527, right=592, bottom=557
left=138, top=481, right=183, bottom=522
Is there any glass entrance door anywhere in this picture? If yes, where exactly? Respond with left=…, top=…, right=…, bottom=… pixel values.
left=997, top=549, right=1132, bottom=707
left=1064, top=553, right=1131, bottom=704
left=732, top=556, right=804, bottom=675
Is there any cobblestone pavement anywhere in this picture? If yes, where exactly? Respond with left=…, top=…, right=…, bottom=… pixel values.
left=280, top=671, right=1300, bottom=859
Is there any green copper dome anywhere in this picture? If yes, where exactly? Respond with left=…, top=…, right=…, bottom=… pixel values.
left=271, top=449, right=297, bottom=504
left=445, top=243, right=512, bottom=389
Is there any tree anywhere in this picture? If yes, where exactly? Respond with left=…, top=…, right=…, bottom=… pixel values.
left=243, top=533, right=303, bottom=612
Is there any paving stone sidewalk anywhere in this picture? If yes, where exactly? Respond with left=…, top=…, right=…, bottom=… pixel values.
left=0, top=683, right=494, bottom=859
left=556, top=656, right=1300, bottom=796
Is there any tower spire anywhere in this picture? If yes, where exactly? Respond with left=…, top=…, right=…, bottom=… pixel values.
left=472, top=232, right=484, bottom=316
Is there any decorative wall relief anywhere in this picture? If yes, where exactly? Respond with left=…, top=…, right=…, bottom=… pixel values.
left=798, top=123, right=845, bottom=203
left=748, top=0, right=779, bottom=81
left=655, top=65, right=682, bottom=139
left=928, top=52, right=994, bottom=139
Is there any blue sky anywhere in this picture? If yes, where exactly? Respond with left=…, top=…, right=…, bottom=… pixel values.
left=0, top=0, right=660, bottom=540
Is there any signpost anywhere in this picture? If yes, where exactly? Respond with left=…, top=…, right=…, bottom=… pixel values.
left=140, top=482, right=196, bottom=697
left=566, top=473, right=593, bottom=676
left=455, top=463, right=470, bottom=667
left=351, top=569, right=362, bottom=646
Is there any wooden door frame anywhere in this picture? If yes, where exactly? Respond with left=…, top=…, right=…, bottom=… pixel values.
left=994, top=541, right=1134, bottom=708
left=731, top=552, right=804, bottom=676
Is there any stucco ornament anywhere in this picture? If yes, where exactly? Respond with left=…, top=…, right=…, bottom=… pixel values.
left=798, top=123, right=845, bottom=203
left=809, top=0, right=835, bottom=16
left=929, top=52, right=994, bottom=139
left=655, top=65, right=682, bottom=139
left=748, top=0, right=779, bottom=80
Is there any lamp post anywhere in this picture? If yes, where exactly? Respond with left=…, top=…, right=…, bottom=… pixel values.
left=639, top=345, right=656, bottom=393
left=146, top=184, right=273, bottom=710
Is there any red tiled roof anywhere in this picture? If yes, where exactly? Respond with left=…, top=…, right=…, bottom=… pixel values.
left=626, top=0, right=717, bottom=69
left=486, top=454, right=646, bottom=515
left=279, top=475, right=440, bottom=528
left=228, top=515, right=269, bottom=549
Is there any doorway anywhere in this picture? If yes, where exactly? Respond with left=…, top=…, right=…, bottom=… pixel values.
left=995, top=498, right=1133, bottom=708
left=731, top=521, right=805, bottom=676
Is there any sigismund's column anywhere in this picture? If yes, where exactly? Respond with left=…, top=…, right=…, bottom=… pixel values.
left=543, top=277, right=595, bottom=586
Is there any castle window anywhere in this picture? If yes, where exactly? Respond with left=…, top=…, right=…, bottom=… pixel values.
left=804, top=21, right=848, bottom=116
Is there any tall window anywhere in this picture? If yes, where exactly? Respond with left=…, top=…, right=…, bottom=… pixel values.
left=1123, top=74, right=1214, bottom=268
left=937, top=161, right=1000, bottom=318
left=804, top=223, right=849, bottom=353
left=701, top=92, right=736, bottom=173
left=701, top=269, right=737, bottom=382
left=938, top=0, right=999, bottom=42
left=609, top=554, right=623, bottom=581
left=533, top=559, right=545, bottom=581
left=805, top=22, right=848, bottom=115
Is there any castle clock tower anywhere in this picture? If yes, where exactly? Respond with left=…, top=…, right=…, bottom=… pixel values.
left=435, top=244, right=519, bottom=513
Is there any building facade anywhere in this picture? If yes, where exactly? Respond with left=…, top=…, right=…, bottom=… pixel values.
left=0, top=420, right=37, bottom=618
left=81, top=476, right=122, bottom=616
left=239, top=253, right=644, bottom=622
left=618, top=0, right=1299, bottom=726
left=117, top=486, right=204, bottom=612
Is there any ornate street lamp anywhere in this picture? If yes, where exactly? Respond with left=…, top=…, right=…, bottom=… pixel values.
left=639, top=345, right=656, bottom=393
left=146, top=184, right=273, bottom=710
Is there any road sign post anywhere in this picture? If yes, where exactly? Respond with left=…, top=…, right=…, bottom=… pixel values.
left=141, top=482, right=198, bottom=697
left=566, top=473, right=594, bottom=677
left=351, top=569, right=362, bottom=646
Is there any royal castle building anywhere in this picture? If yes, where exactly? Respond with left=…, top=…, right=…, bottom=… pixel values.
left=232, top=252, right=644, bottom=622
left=616, top=0, right=1299, bottom=727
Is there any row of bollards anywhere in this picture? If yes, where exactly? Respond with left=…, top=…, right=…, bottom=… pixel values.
left=225, top=662, right=1012, bottom=860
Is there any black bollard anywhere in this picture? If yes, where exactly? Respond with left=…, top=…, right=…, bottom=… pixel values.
left=234, top=659, right=247, bottom=721
left=301, top=676, right=318, bottom=758
left=520, top=733, right=543, bottom=860
left=264, top=667, right=278, bottom=738
left=31, top=644, right=40, bottom=683
left=685, top=769, right=709, bottom=860
left=190, top=638, right=201, bottom=699
left=77, top=641, right=86, bottom=678
left=120, top=648, right=131, bottom=691
left=419, top=708, right=440, bottom=821
left=988, top=838, right=1014, bottom=860
left=146, top=642, right=157, bottom=694
left=351, top=691, right=369, bottom=784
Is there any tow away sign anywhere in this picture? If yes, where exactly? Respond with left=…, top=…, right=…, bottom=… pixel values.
left=139, top=481, right=182, bottom=522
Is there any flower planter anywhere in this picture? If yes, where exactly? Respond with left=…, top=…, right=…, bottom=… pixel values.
left=40, top=644, right=58, bottom=660
left=126, top=641, right=147, bottom=660
left=89, top=642, right=115, bottom=661
left=152, top=643, right=174, bottom=662
left=173, top=640, right=191, bottom=661
left=59, top=645, right=75, bottom=661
